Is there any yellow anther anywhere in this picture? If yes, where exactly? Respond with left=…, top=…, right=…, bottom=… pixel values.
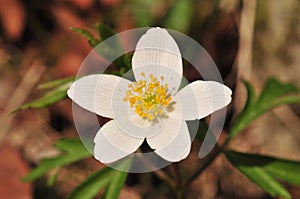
left=123, top=72, right=172, bottom=121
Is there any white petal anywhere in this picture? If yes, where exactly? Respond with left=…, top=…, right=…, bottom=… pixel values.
left=176, top=81, right=232, bottom=120
left=94, top=120, right=144, bottom=164
left=146, top=100, right=182, bottom=149
left=67, top=74, right=124, bottom=118
left=154, top=121, right=191, bottom=162
left=132, top=27, right=183, bottom=92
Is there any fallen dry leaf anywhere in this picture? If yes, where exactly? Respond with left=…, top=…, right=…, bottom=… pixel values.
left=0, top=0, right=25, bottom=41
left=0, top=144, right=32, bottom=199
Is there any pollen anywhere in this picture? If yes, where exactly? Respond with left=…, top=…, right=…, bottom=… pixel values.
left=123, top=73, right=172, bottom=121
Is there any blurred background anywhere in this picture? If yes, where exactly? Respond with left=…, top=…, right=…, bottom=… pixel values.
left=0, top=0, right=300, bottom=198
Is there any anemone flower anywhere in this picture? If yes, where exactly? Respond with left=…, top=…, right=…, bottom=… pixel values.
left=67, top=27, right=232, bottom=164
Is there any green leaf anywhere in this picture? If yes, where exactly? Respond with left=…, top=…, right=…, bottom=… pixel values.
left=96, top=23, right=116, bottom=41
left=225, top=151, right=300, bottom=198
left=71, top=27, right=100, bottom=48
left=226, top=151, right=300, bottom=186
left=103, top=170, right=128, bottom=199
left=14, top=80, right=72, bottom=112
left=128, top=0, right=156, bottom=27
left=236, top=166, right=291, bottom=199
left=93, top=42, right=123, bottom=65
left=264, top=160, right=300, bottom=186
left=103, top=159, right=131, bottom=199
left=242, top=80, right=256, bottom=111
left=123, top=53, right=132, bottom=69
left=54, top=138, right=91, bottom=153
left=258, top=78, right=298, bottom=103
left=68, top=167, right=112, bottom=199
left=164, top=0, right=193, bottom=33
left=72, top=24, right=128, bottom=71
left=38, top=77, right=75, bottom=89
left=230, top=78, right=299, bottom=137
left=68, top=160, right=131, bottom=199
left=95, top=24, right=125, bottom=69
left=23, top=139, right=90, bottom=182
left=193, top=120, right=216, bottom=145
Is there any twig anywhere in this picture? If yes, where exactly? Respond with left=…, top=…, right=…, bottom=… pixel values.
left=233, top=0, right=257, bottom=115
left=182, top=139, right=229, bottom=190
left=173, top=163, right=182, bottom=187
left=0, top=59, right=46, bottom=142
left=273, top=105, right=300, bottom=141
left=136, top=150, right=179, bottom=198
left=153, top=169, right=177, bottom=192
left=169, top=1, right=258, bottom=193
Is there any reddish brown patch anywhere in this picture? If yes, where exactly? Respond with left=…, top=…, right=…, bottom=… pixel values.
left=0, top=144, right=32, bottom=199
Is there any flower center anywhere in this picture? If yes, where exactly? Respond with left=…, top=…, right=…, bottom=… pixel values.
left=123, top=72, right=172, bottom=121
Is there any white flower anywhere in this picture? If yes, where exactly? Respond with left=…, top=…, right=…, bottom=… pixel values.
left=67, top=27, right=232, bottom=164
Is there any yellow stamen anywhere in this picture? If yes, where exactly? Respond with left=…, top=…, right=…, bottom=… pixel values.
left=123, top=72, right=172, bottom=121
